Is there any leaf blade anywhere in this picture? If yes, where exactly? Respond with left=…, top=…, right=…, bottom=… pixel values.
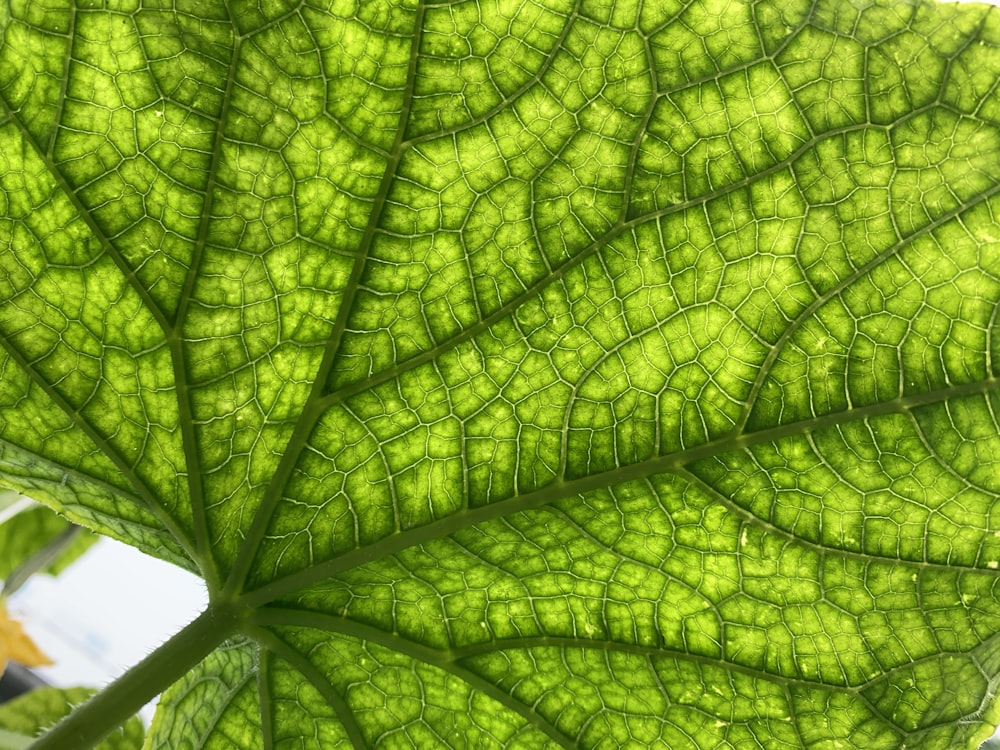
left=5, top=0, right=1000, bottom=748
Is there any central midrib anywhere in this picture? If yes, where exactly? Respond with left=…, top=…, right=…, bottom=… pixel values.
left=221, top=0, right=432, bottom=599
left=237, top=371, right=1000, bottom=608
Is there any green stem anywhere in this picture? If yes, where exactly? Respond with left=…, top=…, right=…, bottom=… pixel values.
left=27, top=605, right=240, bottom=750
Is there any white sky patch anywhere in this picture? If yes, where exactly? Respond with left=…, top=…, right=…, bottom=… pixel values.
left=8, top=538, right=208, bottom=723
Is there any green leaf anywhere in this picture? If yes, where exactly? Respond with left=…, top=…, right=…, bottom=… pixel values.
left=0, top=687, right=142, bottom=750
left=0, top=503, right=96, bottom=589
left=0, top=728, right=32, bottom=750
left=2, top=0, right=1000, bottom=748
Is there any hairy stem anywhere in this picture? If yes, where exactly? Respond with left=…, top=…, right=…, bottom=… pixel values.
left=27, top=605, right=240, bottom=750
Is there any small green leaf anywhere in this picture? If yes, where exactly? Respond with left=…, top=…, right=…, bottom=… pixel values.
left=0, top=728, right=31, bottom=750
left=0, top=688, right=142, bottom=750
left=143, top=639, right=261, bottom=750
left=0, top=504, right=95, bottom=587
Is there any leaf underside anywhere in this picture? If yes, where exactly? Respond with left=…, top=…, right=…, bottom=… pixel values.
left=0, top=687, right=143, bottom=750
left=3, top=0, right=1000, bottom=747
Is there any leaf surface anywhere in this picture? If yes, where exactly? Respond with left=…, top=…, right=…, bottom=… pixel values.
left=3, top=0, right=1000, bottom=747
left=0, top=502, right=96, bottom=583
left=0, top=687, right=143, bottom=750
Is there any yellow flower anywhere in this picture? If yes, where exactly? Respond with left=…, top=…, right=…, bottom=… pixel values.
left=0, top=600, right=52, bottom=677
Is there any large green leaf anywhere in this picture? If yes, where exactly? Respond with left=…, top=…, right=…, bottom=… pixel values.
left=2, top=0, right=1000, bottom=747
